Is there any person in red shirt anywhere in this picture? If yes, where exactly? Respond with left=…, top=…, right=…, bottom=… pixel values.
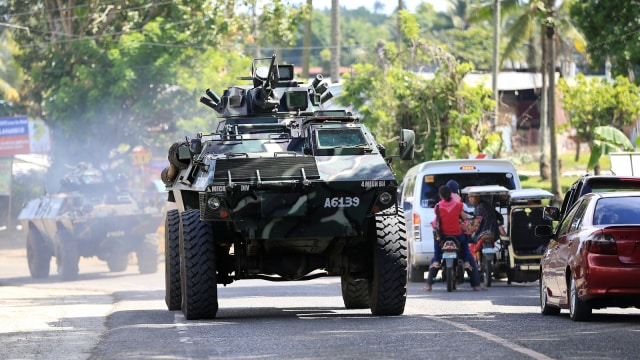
left=424, top=184, right=485, bottom=291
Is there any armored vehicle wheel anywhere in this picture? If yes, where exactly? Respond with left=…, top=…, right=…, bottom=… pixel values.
left=341, top=274, right=369, bottom=309
left=137, top=236, right=158, bottom=274
left=164, top=209, right=182, bottom=311
left=180, top=209, right=218, bottom=320
left=56, top=228, right=79, bottom=281
left=107, top=250, right=129, bottom=272
left=368, top=208, right=407, bottom=316
left=26, top=229, right=51, bottom=278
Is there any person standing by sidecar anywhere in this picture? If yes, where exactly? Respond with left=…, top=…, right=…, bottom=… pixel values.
left=424, top=185, right=486, bottom=291
left=467, top=193, right=501, bottom=248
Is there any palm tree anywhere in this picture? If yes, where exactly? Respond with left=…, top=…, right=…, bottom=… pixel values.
left=373, top=1, right=385, bottom=14
left=472, top=0, right=584, bottom=196
left=445, top=0, right=485, bottom=30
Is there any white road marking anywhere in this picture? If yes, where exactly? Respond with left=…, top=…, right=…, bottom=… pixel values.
left=424, top=315, right=555, bottom=360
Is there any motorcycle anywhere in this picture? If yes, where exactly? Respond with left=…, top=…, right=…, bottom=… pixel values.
left=440, top=235, right=467, bottom=292
left=471, top=231, right=497, bottom=287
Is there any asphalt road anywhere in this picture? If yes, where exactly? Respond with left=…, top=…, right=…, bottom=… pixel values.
left=2, top=232, right=640, bottom=360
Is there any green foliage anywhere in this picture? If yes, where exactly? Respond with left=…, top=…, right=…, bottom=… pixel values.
left=558, top=73, right=640, bottom=169
left=257, top=0, right=310, bottom=48
left=1, top=0, right=306, bottom=175
left=339, top=12, right=497, bottom=179
left=570, top=1, right=640, bottom=80
left=588, top=126, right=635, bottom=169
left=442, top=27, right=494, bottom=71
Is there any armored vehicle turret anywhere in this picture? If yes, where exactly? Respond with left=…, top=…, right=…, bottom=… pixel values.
left=18, top=163, right=162, bottom=280
left=162, top=55, right=415, bottom=319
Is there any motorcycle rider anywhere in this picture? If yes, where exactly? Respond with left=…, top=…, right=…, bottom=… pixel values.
left=424, top=184, right=486, bottom=291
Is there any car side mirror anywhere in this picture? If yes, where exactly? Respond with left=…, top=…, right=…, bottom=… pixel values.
left=398, top=129, right=415, bottom=161
left=542, top=206, right=560, bottom=221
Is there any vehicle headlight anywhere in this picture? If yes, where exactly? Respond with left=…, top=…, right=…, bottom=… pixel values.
left=207, top=196, right=222, bottom=210
left=379, top=191, right=393, bottom=205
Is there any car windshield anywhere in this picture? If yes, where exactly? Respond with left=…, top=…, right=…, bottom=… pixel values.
left=316, top=128, right=367, bottom=148
left=582, top=178, right=640, bottom=196
left=593, top=197, right=640, bottom=225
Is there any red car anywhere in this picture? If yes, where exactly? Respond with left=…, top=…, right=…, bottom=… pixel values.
left=538, top=191, right=640, bottom=321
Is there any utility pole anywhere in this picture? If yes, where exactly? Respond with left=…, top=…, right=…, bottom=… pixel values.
left=330, top=0, right=340, bottom=83
left=492, top=0, right=500, bottom=130
left=546, top=6, right=562, bottom=204
left=302, top=0, right=312, bottom=80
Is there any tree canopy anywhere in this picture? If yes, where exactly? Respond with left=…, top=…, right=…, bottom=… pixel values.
left=0, top=0, right=307, bottom=182
left=339, top=10, right=499, bottom=177
left=570, top=1, right=640, bottom=80
left=558, top=73, right=640, bottom=171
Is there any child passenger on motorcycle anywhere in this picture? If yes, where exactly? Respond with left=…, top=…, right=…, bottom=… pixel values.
left=424, top=184, right=486, bottom=291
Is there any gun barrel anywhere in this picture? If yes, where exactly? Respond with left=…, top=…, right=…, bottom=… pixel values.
left=312, top=74, right=323, bottom=88
left=199, top=96, right=218, bottom=110
left=206, top=89, right=221, bottom=104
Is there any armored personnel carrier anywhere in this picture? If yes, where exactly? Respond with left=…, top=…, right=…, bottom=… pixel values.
left=18, top=163, right=162, bottom=280
left=162, top=55, right=415, bottom=319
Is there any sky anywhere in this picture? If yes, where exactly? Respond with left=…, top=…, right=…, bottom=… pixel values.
left=309, top=0, right=448, bottom=14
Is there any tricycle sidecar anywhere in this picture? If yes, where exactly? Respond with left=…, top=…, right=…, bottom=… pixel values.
left=504, top=188, right=554, bottom=284
left=461, top=186, right=554, bottom=286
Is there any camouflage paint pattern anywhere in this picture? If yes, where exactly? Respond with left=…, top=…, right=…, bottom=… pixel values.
left=168, top=119, right=399, bottom=253
left=18, top=165, right=163, bottom=258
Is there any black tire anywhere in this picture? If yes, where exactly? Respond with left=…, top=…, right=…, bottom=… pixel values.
left=540, top=275, right=560, bottom=315
left=569, top=276, right=591, bottom=321
left=165, top=209, right=182, bottom=311
left=180, top=209, right=218, bottom=320
left=26, top=229, right=51, bottom=278
left=481, top=255, right=492, bottom=288
left=137, top=237, right=158, bottom=274
left=56, top=228, right=79, bottom=281
left=168, top=141, right=190, bottom=170
left=368, top=208, right=407, bottom=316
left=341, top=274, right=369, bottom=309
left=107, top=249, right=129, bottom=272
left=446, top=266, right=454, bottom=292
left=407, top=250, right=424, bottom=283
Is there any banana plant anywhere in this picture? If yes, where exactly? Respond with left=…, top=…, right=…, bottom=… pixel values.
left=588, top=126, right=635, bottom=170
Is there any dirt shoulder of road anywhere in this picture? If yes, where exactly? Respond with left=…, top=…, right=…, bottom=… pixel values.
left=0, top=229, right=26, bottom=250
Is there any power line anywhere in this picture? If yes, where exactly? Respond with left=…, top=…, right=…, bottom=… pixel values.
left=0, top=22, right=30, bottom=34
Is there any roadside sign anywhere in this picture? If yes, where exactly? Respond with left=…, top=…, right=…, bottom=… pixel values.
left=132, top=148, right=152, bottom=165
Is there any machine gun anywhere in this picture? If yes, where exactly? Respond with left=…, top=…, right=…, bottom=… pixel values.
left=199, top=54, right=333, bottom=116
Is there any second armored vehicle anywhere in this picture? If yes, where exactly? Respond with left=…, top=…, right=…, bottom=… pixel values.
left=18, top=163, right=162, bottom=280
left=162, top=55, right=415, bottom=319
